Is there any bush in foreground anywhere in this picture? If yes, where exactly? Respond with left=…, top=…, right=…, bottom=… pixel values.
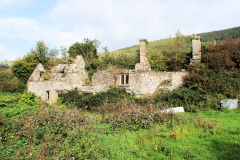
left=59, top=86, right=133, bottom=110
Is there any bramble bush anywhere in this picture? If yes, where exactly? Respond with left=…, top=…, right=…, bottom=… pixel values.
left=155, top=38, right=240, bottom=111
left=154, top=87, right=224, bottom=112
left=0, top=104, right=89, bottom=159
left=202, top=38, right=240, bottom=70
left=59, top=86, right=134, bottom=110
left=103, top=102, right=181, bottom=131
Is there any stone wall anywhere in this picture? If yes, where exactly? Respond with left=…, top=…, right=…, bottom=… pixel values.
left=27, top=37, right=198, bottom=104
left=128, top=71, right=187, bottom=96
left=27, top=55, right=87, bottom=103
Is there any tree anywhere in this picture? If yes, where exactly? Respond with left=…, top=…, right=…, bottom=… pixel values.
left=32, top=40, right=49, bottom=57
left=149, top=50, right=167, bottom=71
left=11, top=40, right=50, bottom=83
left=165, top=31, right=189, bottom=71
left=68, top=39, right=100, bottom=80
left=60, top=46, right=68, bottom=58
left=11, top=53, right=40, bottom=83
left=68, top=38, right=100, bottom=60
left=48, top=48, right=59, bottom=58
left=30, top=40, right=49, bottom=67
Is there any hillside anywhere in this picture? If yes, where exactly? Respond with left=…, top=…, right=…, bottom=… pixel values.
left=0, top=61, right=13, bottom=66
left=109, top=26, right=240, bottom=56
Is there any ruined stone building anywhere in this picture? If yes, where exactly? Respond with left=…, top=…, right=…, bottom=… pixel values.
left=28, top=35, right=201, bottom=104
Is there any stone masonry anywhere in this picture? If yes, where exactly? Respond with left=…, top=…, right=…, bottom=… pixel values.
left=190, top=34, right=201, bottom=64
left=28, top=36, right=201, bottom=104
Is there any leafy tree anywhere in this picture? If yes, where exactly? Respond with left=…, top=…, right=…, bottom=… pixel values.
left=11, top=53, right=40, bottom=83
left=102, top=46, right=109, bottom=53
left=68, top=39, right=100, bottom=80
left=48, top=48, right=59, bottom=58
left=60, top=46, right=68, bottom=58
left=32, top=40, right=48, bottom=56
left=164, top=31, right=189, bottom=71
left=12, top=40, right=50, bottom=83
left=68, top=38, right=100, bottom=60
left=30, top=40, right=49, bottom=67
left=148, top=50, right=167, bottom=71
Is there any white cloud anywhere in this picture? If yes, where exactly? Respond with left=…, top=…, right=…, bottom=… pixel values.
left=0, top=0, right=240, bottom=60
left=0, top=18, right=82, bottom=47
left=0, top=43, right=20, bottom=61
left=50, top=0, right=240, bottom=50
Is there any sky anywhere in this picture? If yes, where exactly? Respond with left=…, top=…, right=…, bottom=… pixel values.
left=0, top=0, right=240, bottom=61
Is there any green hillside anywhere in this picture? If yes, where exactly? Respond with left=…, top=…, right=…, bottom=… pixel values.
left=0, top=61, right=13, bottom=66
left=109, top=26, right=240, bottom=56
left=0, top=61, right=13, bottom=69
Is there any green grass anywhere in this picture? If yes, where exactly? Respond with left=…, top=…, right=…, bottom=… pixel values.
left=0, top=92, right=240, bottom=159
left=90, top=110, right=240, bottom=160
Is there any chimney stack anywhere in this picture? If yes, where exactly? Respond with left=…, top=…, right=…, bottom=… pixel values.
left=139, top=39, right=148, bottom=63
left=135, top=39, right=151, bottom=71
left=190, top=34, right=201, bottom=65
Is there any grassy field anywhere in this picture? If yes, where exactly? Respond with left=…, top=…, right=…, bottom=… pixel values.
left=0, top=92, right=240, bottom=159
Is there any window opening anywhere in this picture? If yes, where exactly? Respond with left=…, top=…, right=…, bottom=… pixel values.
left=46, top=91, right=50, bottom=100
left=40, top=71, right=44, bottom=77
left=120, top=74, right=129, bottom=85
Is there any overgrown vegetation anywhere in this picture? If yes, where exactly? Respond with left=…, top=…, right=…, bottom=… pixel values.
left=1, top=92, right=240, bottom=159
left=155, top=38, right=240, bottom=112
left=0, top=68, right=25, bottom=93
left=59, top=86, right=133, bottom=110
left=100, top=31, right=191, bottom=71
left=1, top=27, right=240, bottom=159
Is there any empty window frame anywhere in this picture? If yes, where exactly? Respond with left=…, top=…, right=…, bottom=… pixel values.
left=40, top=71, right=44, bottom=77
left=46, top=91, right=50, bottom=100
left=120, top=74, right=129, bottom=85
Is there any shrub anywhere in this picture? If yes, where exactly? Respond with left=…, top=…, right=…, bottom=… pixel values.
left=0, top=64, right=9, bottom=69
left=184, top=63, right=240, bottom=98
left=0, top=69, right=25, bottom=93
left=57, top=127, right=103, bottom=159
left=0, top=92, right=39, bottom=118
left=154, top=85, right=225, bottom=112
left=17, top=91, right=39, bottom=107
left=202, top=38, right=240, bottom=70
left=1, top=105, right=88, bottom=159
left=59, top=86, right=133, bottom=110
left=103, top=102, right=180, bottom=131
left=148, top=50, right=167, bottom=71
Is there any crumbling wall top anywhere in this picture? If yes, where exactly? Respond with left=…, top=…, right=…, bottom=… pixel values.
left=28, top=63, right=45, bottom=82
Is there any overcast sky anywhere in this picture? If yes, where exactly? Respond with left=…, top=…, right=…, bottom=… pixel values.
left=0, top=0, right=240, bottom=61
